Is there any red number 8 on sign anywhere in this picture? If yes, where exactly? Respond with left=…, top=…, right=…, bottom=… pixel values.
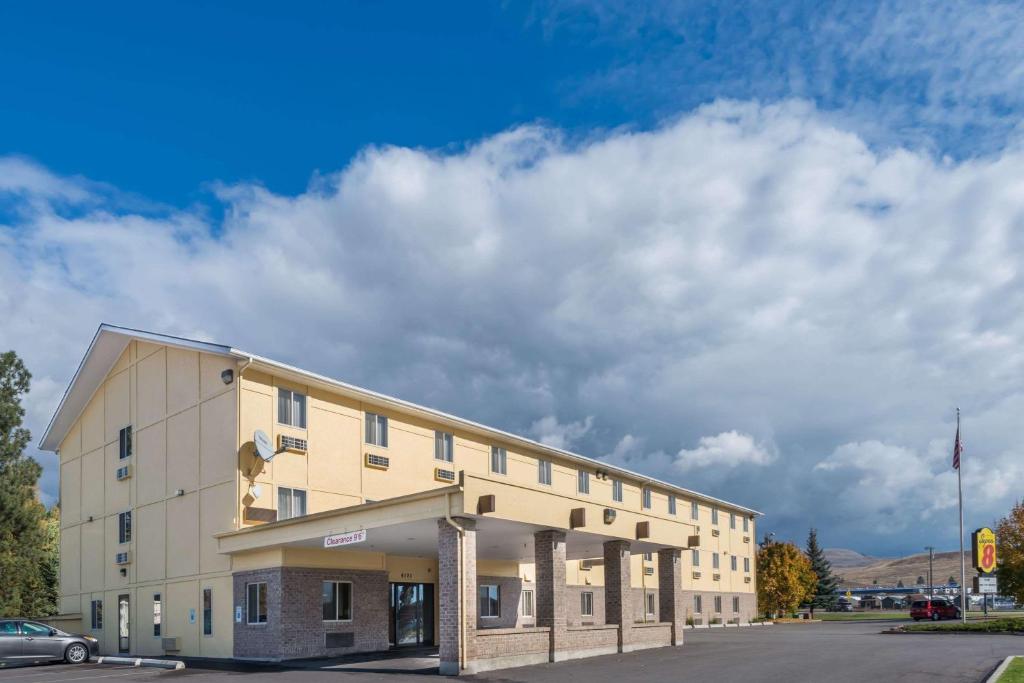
left=981, top=544, right=995, bottom=571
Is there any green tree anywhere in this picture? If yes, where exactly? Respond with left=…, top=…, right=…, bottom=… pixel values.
left=804, top=528, right=840, bottom=614
left=0, top=351, right=55, bottom=617
left=996, top=500, right=1024, bottom=604
left=896, top=579, right=905, bottom=588
left=757, top=539, right=816, bottom=618
left=916, top=576, right=925, bottom=585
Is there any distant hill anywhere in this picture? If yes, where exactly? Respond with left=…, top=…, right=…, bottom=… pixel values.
left=824, top=548, right=881, bottom=568
left=835, top=550, right=976, bottom=589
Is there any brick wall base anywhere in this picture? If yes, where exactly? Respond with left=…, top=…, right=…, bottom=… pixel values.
left=233, top=567, right=389, bottom=660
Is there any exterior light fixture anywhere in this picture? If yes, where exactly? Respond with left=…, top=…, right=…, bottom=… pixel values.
left=603, top=508, right=617, bottom=524
left=221, top=369, right=234, bottom=385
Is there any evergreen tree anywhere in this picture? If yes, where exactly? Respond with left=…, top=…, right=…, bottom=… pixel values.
left=896, top=579, right=905, bottom=588
left=805, top=528, right=840, bottom=613
left=0, top=351, right=55, bottom=617
left=916, top=576, right=925, bottom=585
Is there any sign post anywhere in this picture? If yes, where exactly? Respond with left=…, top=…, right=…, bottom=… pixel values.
left=971, top=527, right=998, bottom=618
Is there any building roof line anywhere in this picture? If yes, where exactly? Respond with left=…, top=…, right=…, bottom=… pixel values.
left=232, top=350, right=763, bottom=517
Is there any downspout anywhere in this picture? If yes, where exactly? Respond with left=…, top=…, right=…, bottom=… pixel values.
left=443, top=492, right=466, bottom=672
left=235, top=356, right=253, bottom=528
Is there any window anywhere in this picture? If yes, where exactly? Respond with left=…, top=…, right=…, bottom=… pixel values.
left=434, top=431, right=454, bottom=462
left=490, top=447, right=507, bottom=475
left=694, top=595, right=702, bottom=614
left=731, top=556, right=738, bottom=571
left=730, top=513, right=736, bottom=529
left=577, top=470, right=590, bottom=494
left=711, top=508, right=719, bottom=525
left=0, top=621, right=17, bottom=635
left=246, top=583, right=268, bottom=624
left=322, top=581, right=353, bottom=621
left=642, top=487, right=652, bottom=509
left=277, top=388, right=307, bottom=428
left=733, top=596, right=740, bottom=613
left=22, top=622, right=48, bottom=636
left=692, top=549, right=700, bottom=567
left=612, top=479, right=623, bottom=502
left=365, top=412, right=388, bottom=447
left=153, top=594, right=161, bottom=637
left=743, top=516, right=749, bottom=533
left=277, top=486, right=307, bottom=520
left=668, top=495, right=677, bottom=515
left=119, top=426, right=132, bottom=459
left=646, top=592, right=656, bottom=616
left=713, top=553, right=720, bottom=570
left=203, top=588, right=212, bottom=636
left=643, top=551, right=653, bottom=562
left=580, top=591, right=594, bottom=617
left=91, top=600, right=103, bottom=629
left=744, top=557, right=750, bottom=573
left=520, top=590, right=534, bottom=618
left=691, top=501, right=699, bottom=520
left=538, top=459, right=552, bottom=486
left=714, top=596, right=722, bottom=613
left=478, top=585, right=500, bottom=618
left=118, top=511, right=131, bottom=544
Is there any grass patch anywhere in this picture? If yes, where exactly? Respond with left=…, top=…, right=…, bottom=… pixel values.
left=818, top=611, right=908, bottom=621
left=902, top=617, right=1024, bottom=634
left=998, top=657, right=1024, bottom=683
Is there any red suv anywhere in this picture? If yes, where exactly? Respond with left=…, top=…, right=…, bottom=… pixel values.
left=910, top=598, right=961, bottom=621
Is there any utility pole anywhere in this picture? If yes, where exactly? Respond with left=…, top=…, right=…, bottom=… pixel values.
left=924, top=546, right=935, bottom=597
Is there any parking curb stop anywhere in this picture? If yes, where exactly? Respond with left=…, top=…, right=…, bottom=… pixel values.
left=96, top=656, right=185, bottom=670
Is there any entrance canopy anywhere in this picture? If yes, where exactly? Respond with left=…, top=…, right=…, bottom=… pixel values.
left=217, top=473, right=699, bottom=561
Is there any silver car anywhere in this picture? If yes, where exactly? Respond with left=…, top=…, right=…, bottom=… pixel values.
left=0, top=620, right=99, bottom=664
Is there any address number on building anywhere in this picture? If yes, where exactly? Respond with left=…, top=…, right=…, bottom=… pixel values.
left=324, top=529, right=367, bottom=548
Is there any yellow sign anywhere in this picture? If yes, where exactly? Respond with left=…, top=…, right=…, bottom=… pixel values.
left=845, top=591, right=852, bottom=598
left=972, top=527, right=997, bottom=574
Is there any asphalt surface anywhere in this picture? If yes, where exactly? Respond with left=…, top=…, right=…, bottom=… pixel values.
left=0, top=621, right=1020, bottom=683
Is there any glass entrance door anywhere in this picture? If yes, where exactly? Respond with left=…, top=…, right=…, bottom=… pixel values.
left=118, top=594, right=130, bottom=653
left=389, top=583, right=434, bottom=647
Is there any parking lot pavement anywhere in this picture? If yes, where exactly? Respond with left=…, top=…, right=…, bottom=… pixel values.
left=4, top=622, right=1019, bottom=683
left=0, top=662, right=171, bottom=683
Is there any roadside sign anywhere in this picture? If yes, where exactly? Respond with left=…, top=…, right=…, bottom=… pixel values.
left=974, top=575, right=997, bottom=594
left=845, top=591, right=852, bottom=598
left=324, top=529, right=367, bottom=548
left=971, top=527, right=997, bottom=573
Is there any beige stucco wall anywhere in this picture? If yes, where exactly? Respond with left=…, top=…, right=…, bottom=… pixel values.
left=58, top=341, right=239, bottom=657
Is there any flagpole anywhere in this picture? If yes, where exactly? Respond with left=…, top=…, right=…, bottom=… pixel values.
left=957, top=408, right=966, bottom=623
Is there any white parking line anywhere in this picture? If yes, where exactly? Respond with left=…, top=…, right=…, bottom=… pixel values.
left=21, top=670, right=159, bottom=683
left=0, top=666, right=123, bottom=679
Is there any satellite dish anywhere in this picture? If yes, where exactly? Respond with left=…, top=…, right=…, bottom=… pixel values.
left=249, top=484, right=263, bottom=499
left=254, top=430, right=275, bottom=461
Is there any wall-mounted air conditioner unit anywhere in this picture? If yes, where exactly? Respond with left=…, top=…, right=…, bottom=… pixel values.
left=434, top=468, right=456, bottom=483
left=278, top=434, right=307, bottom=453
left=116, top=464, right=132, bottom=481
left=365, top=453, right=389, bottom=470
left=161, top=637, right=180, bottom=652
left=712, top=573, right=721, bottom=582
left=115, top=551, right=131, bottom=565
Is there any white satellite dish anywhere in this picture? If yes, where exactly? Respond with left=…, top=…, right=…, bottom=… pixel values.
left=254, top=430, right=276, bottom=462
left=249, top=484, right=263, bottom=499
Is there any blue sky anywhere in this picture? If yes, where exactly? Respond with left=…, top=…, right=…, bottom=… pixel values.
left=3, top=1, right=1024, bottom=558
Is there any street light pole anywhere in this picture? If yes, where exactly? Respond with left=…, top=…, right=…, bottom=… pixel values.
left=924, top=546, right=935, bottom=597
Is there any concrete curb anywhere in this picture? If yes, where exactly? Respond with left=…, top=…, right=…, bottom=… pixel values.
left=985, top=655, right=1016, bottom=683
left=96, top=656, right=185, bottom=670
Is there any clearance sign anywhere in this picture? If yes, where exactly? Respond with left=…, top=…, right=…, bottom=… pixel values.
left=971, top=527, right=997, bottom=574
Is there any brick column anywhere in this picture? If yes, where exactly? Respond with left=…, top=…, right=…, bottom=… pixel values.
left=603, top=540, right=632, bottom=651
left=438, top=517, right=476, bottom=675
left=657, top=548, right=685, bottom=646
left=534, top=530, right=568, bottom=661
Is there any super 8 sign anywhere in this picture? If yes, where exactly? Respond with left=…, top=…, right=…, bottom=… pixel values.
left=972, top=527, right=997, bottom=574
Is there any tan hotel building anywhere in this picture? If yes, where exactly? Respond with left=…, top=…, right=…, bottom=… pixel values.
left=42, top=325, right=760, bottom=674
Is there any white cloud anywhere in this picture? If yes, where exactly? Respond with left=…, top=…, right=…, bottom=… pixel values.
left=4, top=99, right=1024, bottom=554
left=675, top=431, right=776, bottom=472
left=528, top=415, right=594, bottom=450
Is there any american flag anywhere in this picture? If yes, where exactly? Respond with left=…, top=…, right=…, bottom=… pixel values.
left=952, top=417, right=962, bottom=470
